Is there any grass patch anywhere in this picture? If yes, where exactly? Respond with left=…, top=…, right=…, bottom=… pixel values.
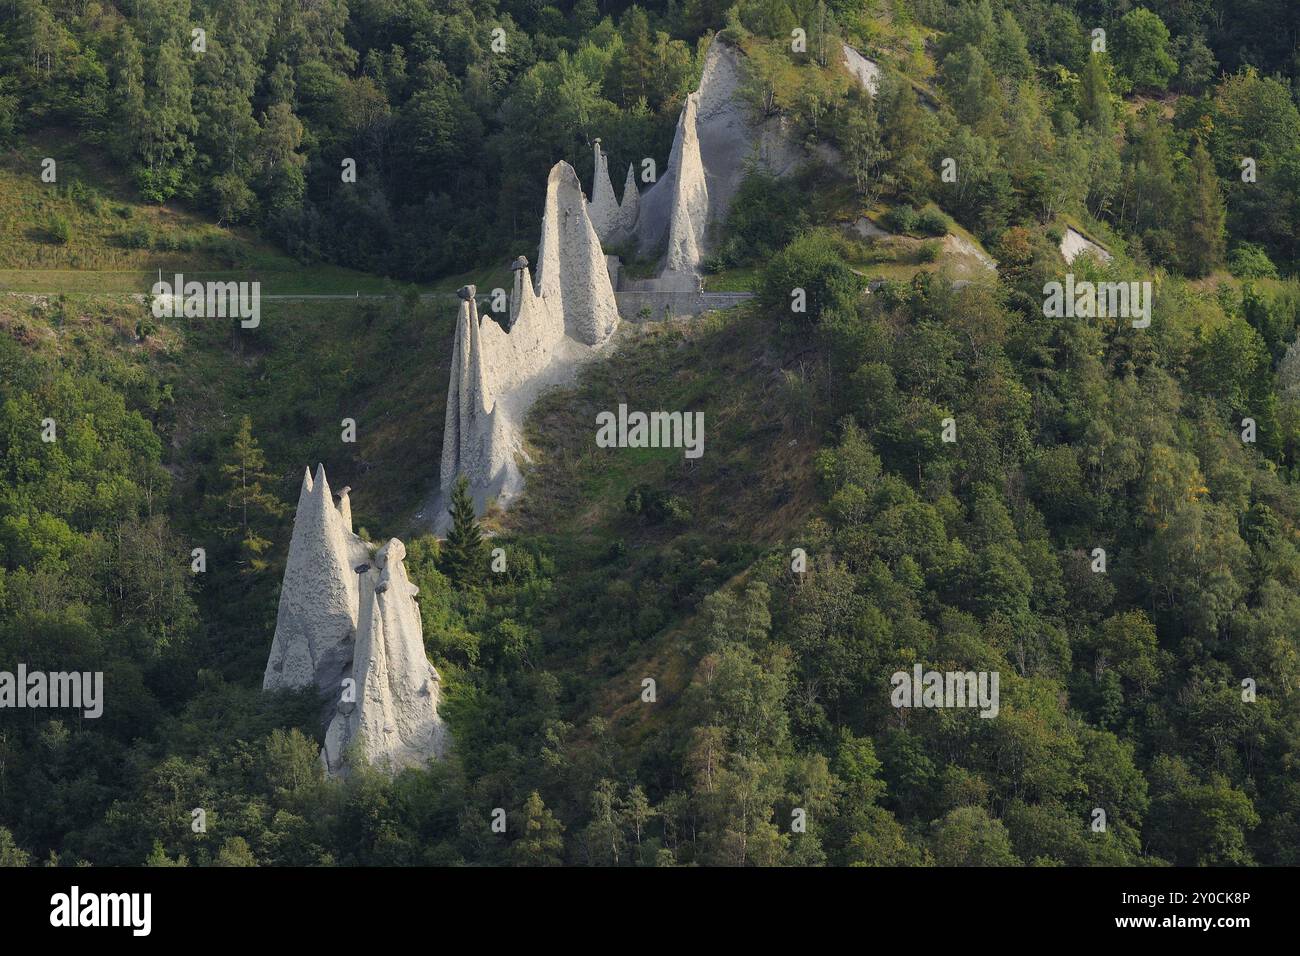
left=0, top=132, right=388, bottom=295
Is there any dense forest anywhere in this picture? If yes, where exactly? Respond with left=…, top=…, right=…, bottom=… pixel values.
left=3, top=0, right=1300, bottom=866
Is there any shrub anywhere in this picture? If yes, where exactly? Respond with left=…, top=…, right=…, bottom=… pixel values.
left=915, top=207, right=951, bottom=236
left=702, top=249, right=729, bottom=274
left=758, top=229, right=861, bottom=325
left=719, top=169, right=810, bottom=266
left=625, top=485, right=693, bottom=526
left=68, top=179, right=104, bottom=215
left=118, top=227, right=153, bottom=250
left=884, top=205, right=918, bottom=234
left=918, top=239, right=941, bottom=263
left=134, top=164, right=183, bottom=204
left=46, top=214, right=71, bottom=245
left=1229, top=243, right=1279, bottom=280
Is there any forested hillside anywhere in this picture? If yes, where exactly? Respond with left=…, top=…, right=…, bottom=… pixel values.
left=3, top=0, right=1300, bottom=866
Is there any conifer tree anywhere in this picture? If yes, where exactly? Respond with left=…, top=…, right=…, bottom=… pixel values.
left=442, top=476, right=484, bottom=586
left=616, top=6, right=655, bottom=108
left=1182, top=141, right=1227, bottom=276
left=219, top=415, right=284, bottom=573
left=1079, top=54, right=1114, bottom=135
left=511, top=791, right=566, bottom=866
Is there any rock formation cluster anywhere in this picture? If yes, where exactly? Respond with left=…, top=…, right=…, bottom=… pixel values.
left=263, top=464, right=447, bottom=776
left=436, top=37, right=874, bottom=524
left=437, top=161, right=620, bottom=524
left=597, top=40, right=805, bottom=289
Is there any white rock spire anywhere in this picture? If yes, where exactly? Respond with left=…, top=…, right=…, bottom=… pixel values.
left=321, top=537, right=446, bottom=776
left=265, top=465, right=447, bottom=777
left=661, top=91, right=709, bottom=284
left=263, top=464, right=359, bottom=698
left=619, top=162, right=641, bottom=237
left=589, top=140, right=643, bottom=248
left=589, top=138, right=621, bottom=242
left=436, top=161, right=618, bottom=526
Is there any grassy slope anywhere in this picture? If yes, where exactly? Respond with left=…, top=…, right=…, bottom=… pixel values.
left=0, top=131, right=393, bottom=295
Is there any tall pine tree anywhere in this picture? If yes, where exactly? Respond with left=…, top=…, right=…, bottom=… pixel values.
left=1182, top=141, right=1227, bottom=276
left=442, top=476, right=484, bottom=586
left=1079, top=53, right=1114, bottom=135
left=219, top=415, right=284, bottom=573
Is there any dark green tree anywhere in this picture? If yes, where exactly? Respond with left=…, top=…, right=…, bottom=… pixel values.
left=1181, top=141, right=1227, bottom=276
left=218, top=416, right=285, bottom=573
left=442, top=476, right=485, bottom=586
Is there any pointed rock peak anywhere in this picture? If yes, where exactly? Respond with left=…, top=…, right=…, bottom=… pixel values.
left=592, top=141, right=614, bottom=191
left=312, top=463, right=332, bottom=503
left=622, top=163, right=638, bottom=202
left=509, top=256, right=534, bottom=329
left=296, top=467, right=315, bottom=510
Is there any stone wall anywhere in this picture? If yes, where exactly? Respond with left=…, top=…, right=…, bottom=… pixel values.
left=614, top=290, right=754, bottom=320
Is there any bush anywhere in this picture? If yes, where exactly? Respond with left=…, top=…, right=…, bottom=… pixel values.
left=915, top=207, right=951, bottom=236
left=134, top=164, right=183, bottom=204
left=716, top=170, right=810, bottom=268
left=68, top=179, right=103, bottom=215
left=758, top=229, right=861, bottom=325
left=918, top=240, right=941, bottom=263
left=702, top=248, right=732, bottom=274
left=46, top=214, right=71, bottom=245
left=118, top=227, right=153, bottom=250
left=884, top=205, right=918, bottom=234
left=625, top=485, right=693, bottom=526
left=1229, top=243, right=1279, bottom=280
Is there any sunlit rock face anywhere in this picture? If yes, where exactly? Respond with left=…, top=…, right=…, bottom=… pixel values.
left=1060, top=226, right=1113, bottom=265
left=621, top=38, right=804, bottom=287
left=265, top=466, right=447, bottom=777
left=436, top=161, right=619, bottom=526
